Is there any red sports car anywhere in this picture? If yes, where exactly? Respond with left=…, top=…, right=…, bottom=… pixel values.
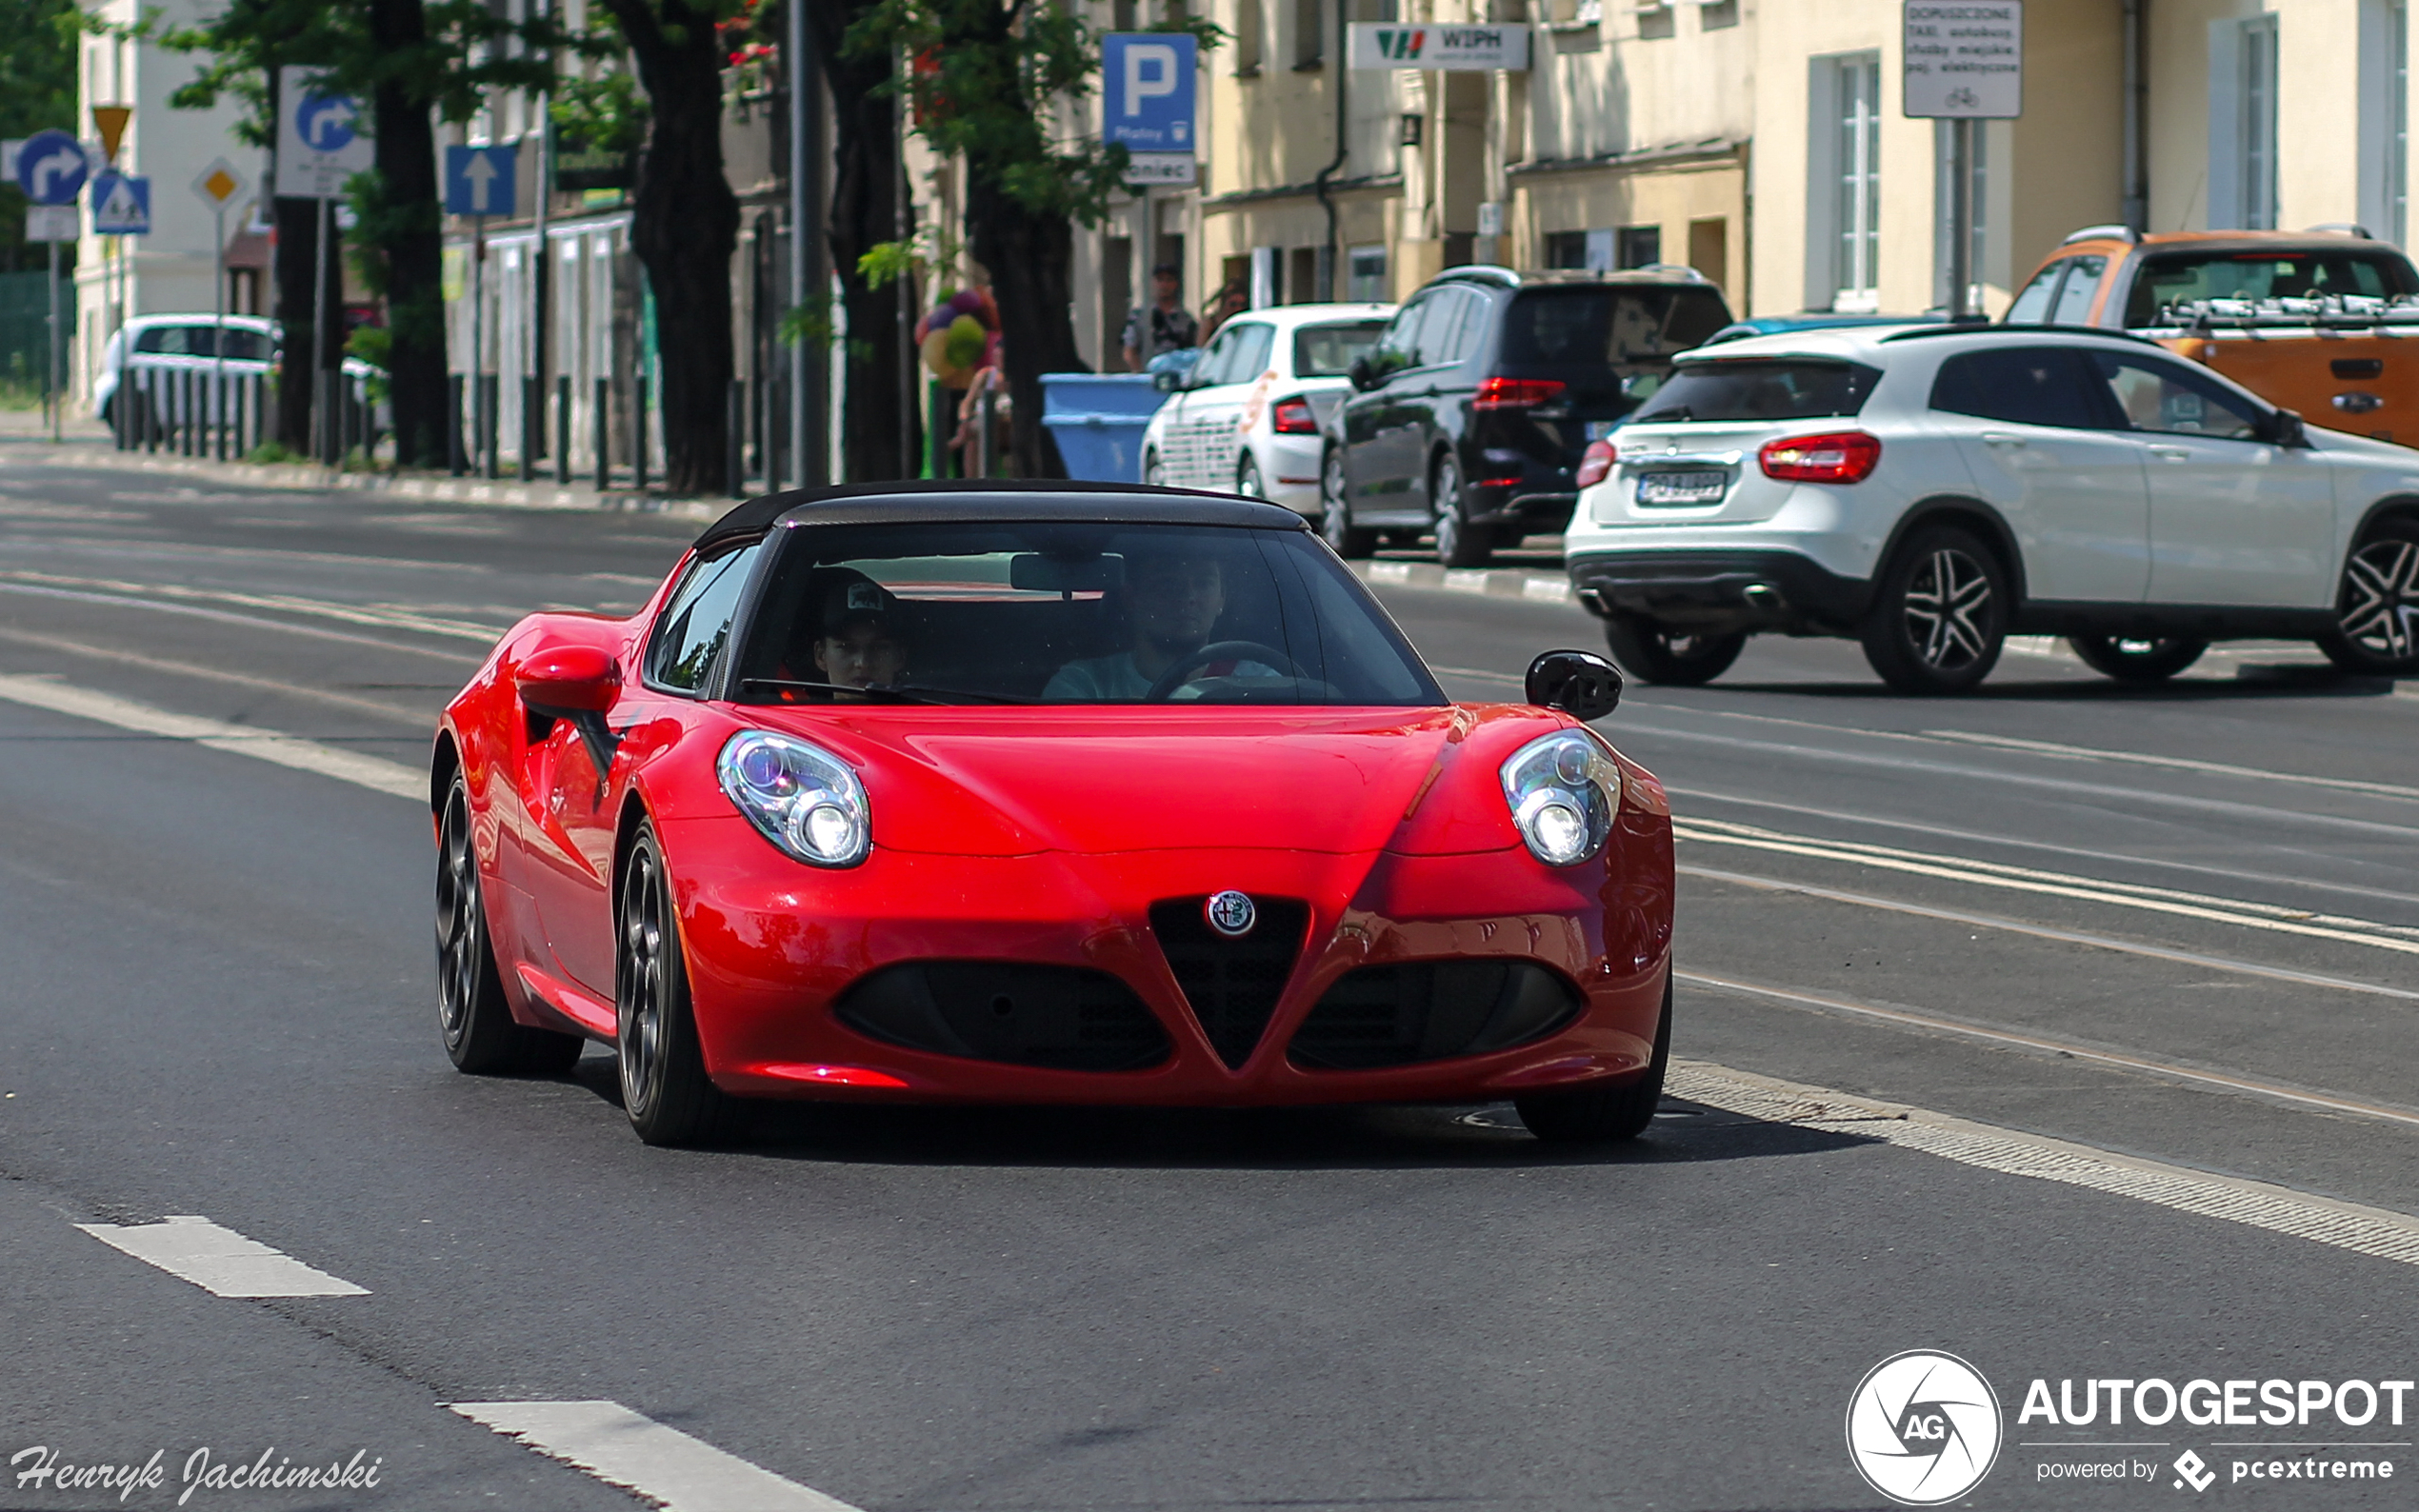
left=431, top=482, right=1674, bottom=1145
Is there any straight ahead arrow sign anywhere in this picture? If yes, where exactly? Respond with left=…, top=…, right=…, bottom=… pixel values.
left=463, top=150, right=497, bottom=212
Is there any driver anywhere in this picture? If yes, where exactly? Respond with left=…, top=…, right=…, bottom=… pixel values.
left=796, top=571, right=910, bottom=699
left=1044, top=547, right=1274, bottom=700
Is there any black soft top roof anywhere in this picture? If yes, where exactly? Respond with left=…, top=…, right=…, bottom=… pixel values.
left=694, top=480, right=1308, bottom=554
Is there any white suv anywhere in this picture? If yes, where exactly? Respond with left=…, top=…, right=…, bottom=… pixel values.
left=1562, top=325, right=2419, bottom=693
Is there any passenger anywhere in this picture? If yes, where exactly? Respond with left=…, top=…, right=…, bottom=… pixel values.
left=1045, top=548, right=1273, bottom=700
left=807, top=574, right=910, bottom=698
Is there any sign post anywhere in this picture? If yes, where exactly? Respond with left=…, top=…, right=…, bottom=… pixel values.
left=12, top=128, right=89, bottom=441
left=193, top=159, right=245, bottom=456
left=275, top=69, right=371, bottom=460
left=445, top=144, right=518, bottom=477
left=1903, top=0, right=2022, bottom=319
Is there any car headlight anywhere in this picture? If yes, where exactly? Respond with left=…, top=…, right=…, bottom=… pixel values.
left=716, top=730, right=870, bottom=867
left=1500, top=729, right=1620, bottom=866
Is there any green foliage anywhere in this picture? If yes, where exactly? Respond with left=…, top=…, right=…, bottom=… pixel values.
left=847, top=0, right=1221, bottom=229
left=246, top=440, right=306, bottom=464
left=550, top=70, right=650, bottom=154
left=0, top=0, right=86, bottom=271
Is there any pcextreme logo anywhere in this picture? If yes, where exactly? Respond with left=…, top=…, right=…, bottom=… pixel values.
left=1847, top=1351, right=2005, bottom=1505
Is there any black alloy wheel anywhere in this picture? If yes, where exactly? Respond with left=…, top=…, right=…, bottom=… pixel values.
left=1431, top=453, right=1492, bottom=568
left=1234, top=454, right=1265, bottom=498
left=2068, top=633, right=2209, bottom=684
left=2318, top=520, right=2419, bottom=675
left=1861, top=525, right=2009, bottom=695
left=436, top=772, right=582, bottom=1075
left=1601, top=616, right=1748, bottom=686
left=616, top=823, right=730, bottom=1146
left=1514, top=972, right=1671, bottom=1144
left=1320, top=448, right=1377, bottom=559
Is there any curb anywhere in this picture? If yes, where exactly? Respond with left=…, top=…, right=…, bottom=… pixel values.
left=1348, top=557, right=1577, bottom=606
left=16, top=443, right=721, bottom=520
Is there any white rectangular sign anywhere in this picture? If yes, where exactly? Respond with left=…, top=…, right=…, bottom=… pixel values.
left=25, top=204, right=77, bottom=242
left=1904, top=1, right=2022, bottom=118
left=1349, top=22, right=1530, bottom=71
left=1125, top=151, right=1197, bottom=186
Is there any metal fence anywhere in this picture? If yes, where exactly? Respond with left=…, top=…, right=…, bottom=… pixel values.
left=0, top=270, right=53, bottom=390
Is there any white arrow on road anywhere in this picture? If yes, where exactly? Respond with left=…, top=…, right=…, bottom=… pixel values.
left=462, top=150, right=497, bottom=212
left=30, top=147, right=83, bottom=198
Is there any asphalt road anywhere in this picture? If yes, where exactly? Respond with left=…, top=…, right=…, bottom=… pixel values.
left=4, top=444, right=2418, bottom=1512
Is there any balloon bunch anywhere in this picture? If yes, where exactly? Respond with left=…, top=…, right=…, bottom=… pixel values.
left=918, top=288, right=1001, bottom=389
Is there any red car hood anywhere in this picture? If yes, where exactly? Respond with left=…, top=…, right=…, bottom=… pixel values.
left=744, top=705, right=1561, bottom=857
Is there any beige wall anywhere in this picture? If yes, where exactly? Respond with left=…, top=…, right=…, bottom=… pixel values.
left=2002, top=0, right=2124, bottom=279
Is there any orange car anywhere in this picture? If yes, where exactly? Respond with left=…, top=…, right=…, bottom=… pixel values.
left=2009, top=228, right=2419, bottom=445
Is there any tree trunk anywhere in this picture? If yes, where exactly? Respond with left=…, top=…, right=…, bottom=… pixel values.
left=368, top=0, right=448, bottom=468
left=808, top=2, right=913, bottom=482
left=270, top=196, right=343, bottom=453
left=965, top=172, right=1076, bottom=480
left=600, top=0, right=737, bottom=495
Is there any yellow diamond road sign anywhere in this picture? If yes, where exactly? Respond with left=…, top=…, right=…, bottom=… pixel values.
left=193, top=157, right=245, bottom=209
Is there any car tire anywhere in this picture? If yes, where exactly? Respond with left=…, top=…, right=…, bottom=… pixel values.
left=1234, top=454, right=1264, bottom=498
left=1431, top=454, right=1492, bottom=568
left=1145, top=449, right=1168, bottom=487
left=616, top=821, right=730, bottom=1146
left=2316, top=519, right=2419, bottom=675
left=2068, top=633, right=2208, bottom=684
left=1514, top=973, right=1671, bottom=1144
left=1602, top=616, right=1748, bottom=686
left=1860, top=525, right=2009, bottom=695
left=436, top=772, right=583, bottom=1076
left=1320, top=448, right=1377, bottom=559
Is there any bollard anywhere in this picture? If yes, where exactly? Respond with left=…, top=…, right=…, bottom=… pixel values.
left=593, top=377, right=610, bottom=488
left=556, top=374, right=571, bottom=486
left=727, top=379, right=746, bottom=499
left=632, top=375, right=649, bottom=493
left=520, top=374, right=540, bottom=483
left=448, top=374, right=466, bottom=476
left=479, top=374, right=499, bottom=479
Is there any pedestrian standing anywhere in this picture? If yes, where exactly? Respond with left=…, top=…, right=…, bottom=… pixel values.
left=1121, top=264, right=1200, bottom=371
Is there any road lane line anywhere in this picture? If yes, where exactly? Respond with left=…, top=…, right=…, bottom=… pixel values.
left=1927, top=727, right=2419, bottom=802
left=448, top=1401, right=859, bottom=1512
left=0, top=569, right=505, bottom=642
left=1674, top=818, right=2419, bottom=955
left=75, top=1216, right=369, bottom=1298
left=1677, top=971, right=2419, bottom=1131
left=1666, top=784, right=2419, bottom=912
left=1669, top=1060, right=2419, bottom=1268
left=0, top=674, right=424, bottom=801
left=1681, top=864, right=2419, bottom=1002
left=0, top=624, right=438, bottom=724
left=0, top=580, right=486, bottom=663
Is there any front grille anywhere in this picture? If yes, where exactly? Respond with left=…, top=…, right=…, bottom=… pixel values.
left=1149, top=896, right=1310, bottom=1069
left=836, top=962, right=1170, bottom=1072
left=1289, top=960, right=1582, bottom=1070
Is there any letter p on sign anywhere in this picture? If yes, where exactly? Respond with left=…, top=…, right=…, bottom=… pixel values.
left=1124, top=42, right=1178, bottom=114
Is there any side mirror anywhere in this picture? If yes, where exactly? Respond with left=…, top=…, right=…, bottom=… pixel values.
left=516, top=643, right=620, bottom=713
left=2269, top=408, right=2309, bottom=448
left=1348, top=355, right=1374, bottom=391
left=1526, top=649, right=1623, bottom=722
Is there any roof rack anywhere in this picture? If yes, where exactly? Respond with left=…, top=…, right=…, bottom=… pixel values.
left=1878, top=323, right=2171, bottom=348
left=2304, top=222, right=2375, bottom=238
left=2139, top=293, right=2419, bottom=332
left=2062, top=224, right=2140, bottom=245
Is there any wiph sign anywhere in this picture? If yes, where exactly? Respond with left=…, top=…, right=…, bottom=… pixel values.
left=1347, top=23, right=1529, bottom=70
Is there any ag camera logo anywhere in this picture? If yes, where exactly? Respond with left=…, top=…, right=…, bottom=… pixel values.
left=1847, top=1350, right=2004, bottom=1504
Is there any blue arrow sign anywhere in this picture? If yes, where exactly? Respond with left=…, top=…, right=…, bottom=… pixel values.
left=445, top=144, right=517, bottom=217
left=15, top=129, right=89, bottom=207
left=1101, top=33, right=1197, bottom=151
left=294, top=92, right=358, bottom=153
left=90, top=172, right=150, bottom=235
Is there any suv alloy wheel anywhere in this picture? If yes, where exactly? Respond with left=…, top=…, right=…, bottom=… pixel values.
left=1320, top=447, right=1376, bottom=558
left=2318, top=520, right=2419, bottom=675
left=1431, top=453, right=1491, bottom=568
left=1602, top=617, right=1748, bottom=686
left=2068, top=634, right=2208, bottom=684
left=1861, top=525, right=2009, bottom=694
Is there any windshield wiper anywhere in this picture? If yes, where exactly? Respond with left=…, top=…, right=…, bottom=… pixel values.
left=737, top=677, right=1035, bottom=706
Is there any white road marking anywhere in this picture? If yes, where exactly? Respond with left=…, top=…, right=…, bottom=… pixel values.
left=1927, top=727, right=2419, bottom=802
left=1684, top=864, right=2419, bottom=1002
left=0, top=568, right=504, bottom=642
left=449, top=1401, right=859, bottom=1512
left=1671, top=1060, right=2419, bottom=1268
left=1679, top=971, right=2419, bottom=1132
left=0, top=579, right=486, bottom=663
left=0, top=624, right=437, bottom=724
left=75, top=1215, right=369, bottom=1297
left=1674, top=816, right=2419, bottom=955
left=0, top=674, right=424, bottom=801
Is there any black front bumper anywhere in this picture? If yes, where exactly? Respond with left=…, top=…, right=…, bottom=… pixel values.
left=1566, top=550, right=1872, bottom=635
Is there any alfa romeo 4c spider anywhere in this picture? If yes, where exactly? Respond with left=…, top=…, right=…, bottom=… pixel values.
left=431, top=482, right=1675, bottom=1145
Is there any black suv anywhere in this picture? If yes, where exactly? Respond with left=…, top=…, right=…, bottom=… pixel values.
left=1322, top=267, right=1732, bottom=566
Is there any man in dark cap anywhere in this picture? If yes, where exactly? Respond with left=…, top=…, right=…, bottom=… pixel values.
left=809, top=572, right=910, bottom=697
left=1121, top=264, right=1199, bottom=371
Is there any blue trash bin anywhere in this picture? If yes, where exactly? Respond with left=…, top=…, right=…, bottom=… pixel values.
left=1040, top=373, right=1170, bottom=483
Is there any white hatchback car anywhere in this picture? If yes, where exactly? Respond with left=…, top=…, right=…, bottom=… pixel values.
left=95, top=313, right=382, bottom=431
left=1563, top=325, right=2419, bottom=693
left=1142, top=303, right=1392, bottom=513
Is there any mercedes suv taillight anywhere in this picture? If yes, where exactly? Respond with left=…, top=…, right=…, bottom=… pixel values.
left=1575, top=439, right=1616, bottom=488
left=1758, top=430, right=1882, bottom=484
left=1473, top=377, right=1568, bottom=410
left=1270, top=396, right=1318, bottom=434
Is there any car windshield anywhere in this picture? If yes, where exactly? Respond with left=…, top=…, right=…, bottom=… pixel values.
left=1631, top=359, right=1883, bottom=423
left=131, top=326, right=273, bottom=359
left=731, top=521, right=1445, bottom=706
left=1293, top=321, right=1388, bottom=376
left=2123, top=249, right=2419, bottom=324
left=1499, top=287, right=1732, bottom=368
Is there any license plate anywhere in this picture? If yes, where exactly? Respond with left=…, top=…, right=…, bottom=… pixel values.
left=1635, top=469, right=1728, bottom=506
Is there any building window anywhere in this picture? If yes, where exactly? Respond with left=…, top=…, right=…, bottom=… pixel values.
left=1616, top=225, right=1662, bottom=269
left=1347, top=244, right=1388, bottom=302
left=1293, top=0, right=1323, bottom=68
left=2241, top=16, right=2279, bottom=229
left=1700, top=0, right=1739, bottom=30
left=1832, top=51, right=1882, bottom=308
left=1234, top=0, right=1262, bottom=73
left=1543, top=231, right=1589, bottom=270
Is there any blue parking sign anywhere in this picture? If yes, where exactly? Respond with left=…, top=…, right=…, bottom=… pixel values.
left=1101, top=33, right=1196, bottom=151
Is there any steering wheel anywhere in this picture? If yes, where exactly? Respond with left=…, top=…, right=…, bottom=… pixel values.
left=1142, top=640, right=1309, bottom=702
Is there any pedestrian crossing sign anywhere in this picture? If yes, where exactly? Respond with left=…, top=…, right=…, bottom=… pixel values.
left=91, top=171, right=150, bottom=235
